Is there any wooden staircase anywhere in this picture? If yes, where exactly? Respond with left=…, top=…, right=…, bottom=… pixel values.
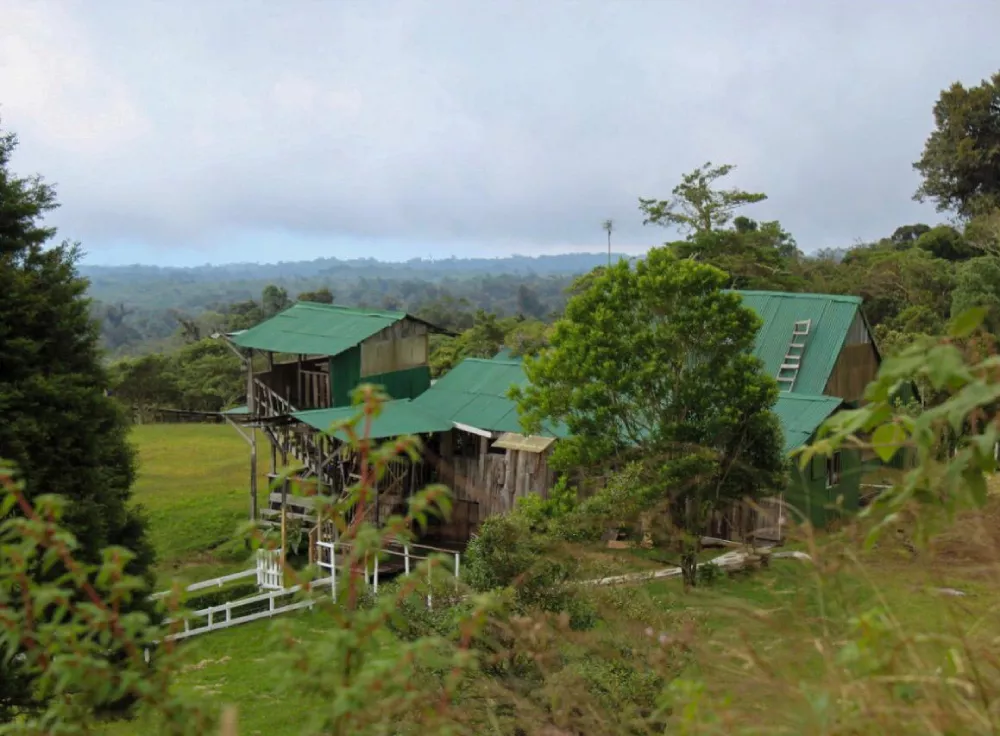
left=253, top=377, right=337, bottom=526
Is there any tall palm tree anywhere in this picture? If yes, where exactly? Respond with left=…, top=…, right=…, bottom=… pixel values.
left=601, top=219, right=614, bottom=266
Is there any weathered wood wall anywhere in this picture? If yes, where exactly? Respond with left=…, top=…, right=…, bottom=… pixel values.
left=824, top=311, right=879, bottom=402
left=360, top=320, right=429, bottom=377
left=442, top=430, right=555, bottom=519
left=705, top=495, right=785, bottom=543
left=825, top=343, right=879, bottom=402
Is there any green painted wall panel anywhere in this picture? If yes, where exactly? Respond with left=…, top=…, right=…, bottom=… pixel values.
left=362, top=365, right=432, bottom=401
left=330, top=346, right=361, bottom=407
left=784, top=447, right=861, bottom=530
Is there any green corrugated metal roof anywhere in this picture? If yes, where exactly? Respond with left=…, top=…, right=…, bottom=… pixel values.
left=292, top=399, right=452, bottom=440
left=772, top=393, right=843, bottom=454
left=230, top=303, right=424, bottom=356
left=412, top=358, right=568, bottom=436
left=733, top=290, right=862, bottom=395
left=223, top=405, right=249, bottom=415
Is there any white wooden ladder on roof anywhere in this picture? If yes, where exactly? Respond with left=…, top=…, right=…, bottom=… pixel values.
left=776, top=319, right=812, bottom=392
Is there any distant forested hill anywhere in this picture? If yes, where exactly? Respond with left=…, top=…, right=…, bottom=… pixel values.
left=83, top=252, right=622, bottom=356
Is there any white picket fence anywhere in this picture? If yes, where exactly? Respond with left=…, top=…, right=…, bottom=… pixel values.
left=151, top=544, right=460, bottom=642
left=164, top=576, right=333, bottom=641
left=256, top=549, right=283, bottom=589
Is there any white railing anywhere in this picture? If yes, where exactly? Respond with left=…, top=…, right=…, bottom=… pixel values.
left=149, top=539, right=459, bottom=644
left=150, top=567, right=258, bottom=600
left=165, top=576, right=334, bottom=641
left=151, top=549, right=283, bottom=602
left=315, top=539, right=460, bottom=609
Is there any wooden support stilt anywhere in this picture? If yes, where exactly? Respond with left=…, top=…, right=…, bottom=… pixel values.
left=280, top=505, right=287, bottom=568
left=247, top=349, right=258, bottom=522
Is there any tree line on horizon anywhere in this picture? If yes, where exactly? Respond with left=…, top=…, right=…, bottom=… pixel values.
left=105, top=71, right=1000, bottom=418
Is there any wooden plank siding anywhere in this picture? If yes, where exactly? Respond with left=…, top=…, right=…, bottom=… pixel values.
left=823, top=312, right=879, bottom=402
left=441, top=428, right=556, bottom=519
left=824, top=343, right=879, bottom=402
left=360, top=320, right=429, bottom=377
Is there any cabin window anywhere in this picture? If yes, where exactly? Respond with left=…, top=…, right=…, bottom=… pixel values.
left=826, top=452, right=842, bottom=488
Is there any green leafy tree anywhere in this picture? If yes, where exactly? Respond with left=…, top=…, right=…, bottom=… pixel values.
left=297, top=286, right=334, bottom=304
left=503, top=318, right=550, bottom=357
left=513, top=250, right=786, bottom=585
left=0, top=123, right=155, bottom=718
left=889, top=223, right=932, bottom=248
left=171, top=339, right=244, bottom=412
left=914, top=224, right=976, bottom=261
left=914, top=71, right=1000, bottom=218
left=261, top=284, right=291, bottom=317
left=952, top=256, right=1000, bottom=334
left=667, top=217, right=800, bottom=289
left=110, top=354, right=181, bottom=421
left=639, top=162, right=767, bottom=234
left=965, top=208, right=1000, bottom=254
left=220, top=299, right=265, bottom=331
left=515, top=283, right=544, bottom=318
left=836, top=247, right=955, bottom=331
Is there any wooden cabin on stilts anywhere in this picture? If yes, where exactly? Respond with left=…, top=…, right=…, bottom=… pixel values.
left=218, top=303, right=569, bottom=564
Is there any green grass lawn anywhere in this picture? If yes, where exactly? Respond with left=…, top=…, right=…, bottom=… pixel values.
left=114, top=423, right=1000, bottom=734
left=131, top=423, right=269, bottom=584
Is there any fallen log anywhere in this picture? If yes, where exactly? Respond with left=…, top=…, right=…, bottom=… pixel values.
left=581, top=548, right=812, bottom=587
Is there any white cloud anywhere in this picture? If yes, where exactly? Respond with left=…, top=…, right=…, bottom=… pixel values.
left=0, top=1, right=149, bottom=154
left=0, top=0, right=998, bottom=264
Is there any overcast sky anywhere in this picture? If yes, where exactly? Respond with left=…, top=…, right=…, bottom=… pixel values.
left=1, top=0, right=998, bottom=267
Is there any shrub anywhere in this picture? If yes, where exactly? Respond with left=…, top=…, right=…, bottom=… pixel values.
left=464, top=513, right=595, bottom=630
left=515, top=475, right=579, bottom=532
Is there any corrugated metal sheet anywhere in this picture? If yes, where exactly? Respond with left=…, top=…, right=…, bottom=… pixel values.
left=231, top=303, right=409, bottom=356
left=292, top=399, right=451, bottom=440
left=733, top=290, right=862, bottom=395
left=772, top=393, right=843, bottom=454
left=411, top=358, right=569, bottom=436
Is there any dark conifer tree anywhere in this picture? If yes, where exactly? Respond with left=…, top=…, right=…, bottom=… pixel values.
left=0, top=122, right=155, bottom=719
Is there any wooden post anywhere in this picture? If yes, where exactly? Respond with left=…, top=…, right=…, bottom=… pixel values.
left=247, top=349, right=258, bottom=521
left=404, top=545, right=410, bottom=575
left=280, top=505, right=287, bottom=568
left=373, top=554, right=379, bottom=593
left=478, top=436, right=487, bottom=483
left=331, top=543, right=337, bottom=602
